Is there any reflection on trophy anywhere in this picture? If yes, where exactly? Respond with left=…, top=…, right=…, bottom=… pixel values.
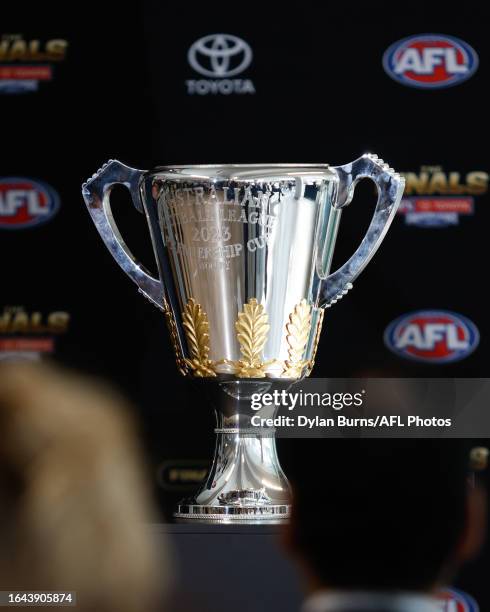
left=82, top=156, right=404, bottom=523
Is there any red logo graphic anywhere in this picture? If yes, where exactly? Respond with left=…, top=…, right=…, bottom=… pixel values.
left=0, top=178, right=60, bottom=229
left=436, top=588, right=479, bottom=611
left=384, top=310, right=479, bottom=364
left=383, top=35, right=478, bottom=89
left=398, top=197, right=474, bottom=227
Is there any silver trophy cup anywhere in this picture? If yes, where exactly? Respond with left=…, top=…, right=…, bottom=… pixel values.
left=82, top=155, right=404, bottom=523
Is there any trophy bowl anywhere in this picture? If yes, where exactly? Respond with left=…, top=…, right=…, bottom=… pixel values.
left=82, top=156, right=404, bottom=523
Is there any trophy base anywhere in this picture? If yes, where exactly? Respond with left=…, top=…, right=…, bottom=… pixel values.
left=173, top=380, right=292, bottom=524
left=174, top=502, right=291, bottom=524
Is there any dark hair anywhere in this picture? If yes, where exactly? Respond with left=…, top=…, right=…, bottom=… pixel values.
left=285, top=439, right=470, bottom=591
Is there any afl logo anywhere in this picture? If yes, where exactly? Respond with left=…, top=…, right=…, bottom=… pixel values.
left=0, top=178, right=60, bottom=229
left=384, top=310, right=479, bottom=364
left=436, top=588, right=479, bottom=611
left=188, top=34, right=252, bottom=78
left=383, top=34, right=479, bottom=89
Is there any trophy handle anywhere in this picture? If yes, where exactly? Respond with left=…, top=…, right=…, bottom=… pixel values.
left=82, top=159, right=164, bottom=311
left=320, top=153, right=405, bottom=307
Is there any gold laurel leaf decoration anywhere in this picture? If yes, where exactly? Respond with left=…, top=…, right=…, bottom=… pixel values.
left=282, top=299, right=312, bottom=378
left=162, top=299, right=188, bottom=376
left=305, top=308, right=325, bottom=377
left=235, top=298, right=270, bottom=378
left=182, top=298, right=216, bottom=377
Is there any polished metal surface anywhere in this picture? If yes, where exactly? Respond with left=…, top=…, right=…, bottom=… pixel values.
left=149, top=163, right=338, bottom=379
left=82, top=156, right=404, bottom=380
left=82, top=160, right=165, bottom=311
left=173, top=380, right=292, bottom=523
left=321, top=155, right=404, bottom=305
left=82, top=155, right=404, bottom=523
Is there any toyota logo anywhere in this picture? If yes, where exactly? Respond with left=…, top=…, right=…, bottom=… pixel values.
left=188, top=34, right=253, bottom=78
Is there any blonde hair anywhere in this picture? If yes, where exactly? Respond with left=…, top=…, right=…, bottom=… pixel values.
left=0, top=362, right=170, bottom=612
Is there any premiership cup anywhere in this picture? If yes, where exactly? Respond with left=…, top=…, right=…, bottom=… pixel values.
left=82, top=155, right=404, bottom=523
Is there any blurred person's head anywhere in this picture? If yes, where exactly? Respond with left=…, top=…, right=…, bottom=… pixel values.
left=0, top=362, right=170, bottom=612
left=283, top=439, right=486, bottom=594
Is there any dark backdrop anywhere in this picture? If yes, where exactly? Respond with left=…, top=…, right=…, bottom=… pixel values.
left=2, top=5, right=489, bottom=608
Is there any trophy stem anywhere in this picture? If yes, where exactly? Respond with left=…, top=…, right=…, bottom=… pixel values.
left=174, top=380, right=292, bottom=524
